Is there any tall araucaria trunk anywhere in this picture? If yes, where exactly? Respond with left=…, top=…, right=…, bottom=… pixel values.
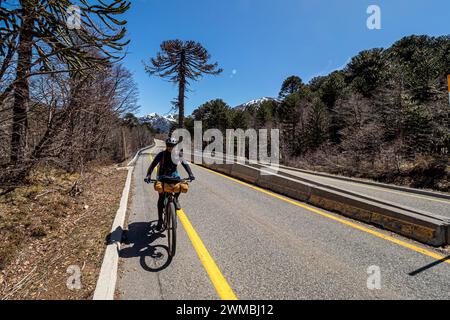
left=10, top=10, right=34, bottom=164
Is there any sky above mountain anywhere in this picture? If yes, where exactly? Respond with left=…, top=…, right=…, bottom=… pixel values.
left=122, top=0, right=450, bottom=117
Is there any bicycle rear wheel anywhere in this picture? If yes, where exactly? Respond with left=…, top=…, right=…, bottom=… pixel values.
left=166, top=201, right=177, bottom=257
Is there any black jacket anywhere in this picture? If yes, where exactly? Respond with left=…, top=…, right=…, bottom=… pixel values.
left=147, top=150, right=193, bottom=178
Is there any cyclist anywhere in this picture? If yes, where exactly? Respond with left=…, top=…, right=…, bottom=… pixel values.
left=145, top=138, right=195, bottom=231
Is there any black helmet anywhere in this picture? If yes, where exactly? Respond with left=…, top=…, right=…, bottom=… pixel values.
left=165, top=137, right=178, bottom=147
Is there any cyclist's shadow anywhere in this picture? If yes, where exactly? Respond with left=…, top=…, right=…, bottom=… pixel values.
left=119, top=221, right=172, bottom=272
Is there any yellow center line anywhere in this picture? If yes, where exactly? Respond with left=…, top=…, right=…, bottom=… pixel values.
left=147, top=153, right=237, bottom=300
left=177, top=209, right=238, bottom=300
left=196, top=165, right=450, bottom=265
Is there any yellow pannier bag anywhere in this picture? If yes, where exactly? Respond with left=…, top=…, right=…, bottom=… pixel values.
left=154, top=181, right=163, bottom=193
left=179, top=182, right=189, bottom=193
left=154, top=182, right=189, bottom=194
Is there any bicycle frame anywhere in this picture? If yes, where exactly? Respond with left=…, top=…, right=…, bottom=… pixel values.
left=145, top=176, right=192, bottom=258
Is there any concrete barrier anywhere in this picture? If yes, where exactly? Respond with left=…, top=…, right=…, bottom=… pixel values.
left=230, top=163, right=260, bottom=184
left=201, top=154, right=233, bottom=175
left=200, top=161, right=450, bottom=246
left=257, top=163, right=450, bottom=222
left=218, top=166, right=233, bottom=175
left=277, top=164, right=450, bottom=201
left=212, top=163, right=233, bottom=175
left=307, top=185, right=448, bottom=246
left=257, top=171, right=311, bottom=202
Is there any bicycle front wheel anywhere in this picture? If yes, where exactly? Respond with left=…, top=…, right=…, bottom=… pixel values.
left=166, top=201, right=177, bottom=257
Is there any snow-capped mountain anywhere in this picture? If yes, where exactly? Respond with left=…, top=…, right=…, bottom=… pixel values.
left=234, top=97, right=280, bottom=110
left=140, top=113, right=177, bottom=132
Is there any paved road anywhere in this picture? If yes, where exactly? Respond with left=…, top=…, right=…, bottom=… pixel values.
left=117, top=142, right=450, bottom=300
left=273, top=166, right=450, bottom=218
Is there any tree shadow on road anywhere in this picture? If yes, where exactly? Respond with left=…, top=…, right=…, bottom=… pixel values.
left=408, top=255, right=450, bottom=276
left=119, top=221, right=172, bottom=272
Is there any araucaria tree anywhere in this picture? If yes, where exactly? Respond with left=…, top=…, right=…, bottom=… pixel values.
left=145, top=40, right=222, bottom=128
left=279, top=75, right=304, bottom=99
left=1, top=0, right=131, bottom=164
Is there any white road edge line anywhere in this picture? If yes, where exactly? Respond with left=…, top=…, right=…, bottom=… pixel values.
left=93, top=143, right=155, bottom=300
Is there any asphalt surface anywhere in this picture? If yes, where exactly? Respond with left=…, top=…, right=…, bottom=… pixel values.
left=117, top=142, right=450, bottom=300
left=274, top=166, right=450, bottom=218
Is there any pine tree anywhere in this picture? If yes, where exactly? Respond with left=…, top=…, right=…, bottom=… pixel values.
left=346, top=48, right=387, bottom=98
left=145, top=40, right=223, bottom=128
left=279, top=76, right=304, bottom=99
left=305, top=100, right=328, bottom=150
left=192, top=99, right=230, bottom=132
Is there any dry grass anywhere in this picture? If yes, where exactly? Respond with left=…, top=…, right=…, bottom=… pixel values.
left=0, top=163, right=127, bottom=300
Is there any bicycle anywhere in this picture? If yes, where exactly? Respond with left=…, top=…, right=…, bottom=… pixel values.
left=144, top=176, right=192, bottom=257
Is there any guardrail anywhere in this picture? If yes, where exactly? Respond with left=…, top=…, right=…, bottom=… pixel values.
left=276, top=164, right=450, bottom=201
left=249, top=162, right=450, bottom=221
left=187, top=150, right=450, bottom=201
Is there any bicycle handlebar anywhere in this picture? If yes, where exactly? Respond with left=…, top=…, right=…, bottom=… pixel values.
left=144, top=177, right=193, bottom=184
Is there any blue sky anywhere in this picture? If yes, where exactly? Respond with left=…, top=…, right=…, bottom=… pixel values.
left=122, top=0, right=450, bottom=117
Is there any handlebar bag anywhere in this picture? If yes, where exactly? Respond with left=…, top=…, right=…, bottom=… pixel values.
left=179, top=182, right=189, bottom=194
left=154, top=181, right=164, bottom=193
left=154, top=181, right=189, bottom=194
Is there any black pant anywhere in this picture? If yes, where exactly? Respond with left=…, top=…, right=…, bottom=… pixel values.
left=157, top=192, right=180, bottom=222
